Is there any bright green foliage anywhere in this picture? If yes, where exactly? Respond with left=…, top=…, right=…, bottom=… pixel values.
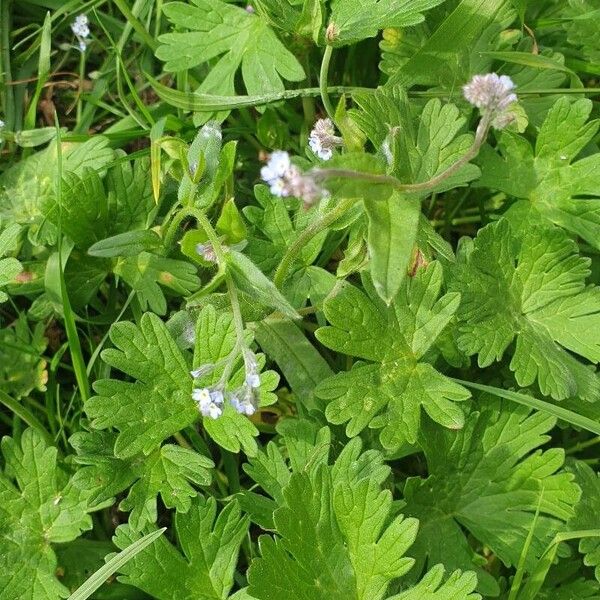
left=119, top=444, right=213, bottom=531
left=0, top=428, right=93, bottom=600
left=86, top=313, right=198, bottom=458
left=0, top=221, right=22, bottom=302
left=561, top=0, right=600, bottom=62
left=390, top=565, right=480, bottom=600
left=566, top=461, right=600, bottom=581
left=478, top=98, right=600, bottom=249
left=403, top=400, right=580, bottom=596
left=449, top=218, right=600, bottom=401
left=243, top=186, right=325, bottom=274
left=43, top=158, right=156, bottom=250
left=315, top=262, right=470, bottom=449
left=0, top=137, right=114, bottom=243
left=327, top=0, right=445, bottom=47
left=113, top=495, right=249, bottom=600
left=247, top=435, right=480, bottom=600
left=352, top=93, right=480, bottom=193
left=113, top=252, right=200, bottom=315
left=0, top=316, right=47, bottom=399
left=193, top=305, right=280, bottom=456
left=86, top=308, right=276, bottom=459
left=72, top=430, right=213, bottom=531
left=156, top=1, right=305, bottom=97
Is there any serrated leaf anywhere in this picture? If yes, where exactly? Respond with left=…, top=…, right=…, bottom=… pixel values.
left=0, top=137, right=114, bottom=243
left=566, top=461, right=600, bottom=582
left=402, top=400, right=581, bottom=596
left=113, top=495, right=249, bottom=600
left=114, top=252, right=200, bottom=315
left=477, top=97, right=600, bottom=248
left=86, top=313, right=198, bottom=458
left=120, top=444, right=214, bottom=531
left=364, top=192, right=421, bottom=303
left=315, top=262, right=469, bottom=448
left=449, top=218, right=600, bottom=401
left=192, top=305, right=280, bottom=456
left=0, top=429, right=93, bottom=600
left=327, top=0, right=445, bottom=47
left=247, top=435, right=480, bottom=600
left=156, top=0, right=304, bottom=106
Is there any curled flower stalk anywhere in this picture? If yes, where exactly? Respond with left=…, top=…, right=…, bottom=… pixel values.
left=271, top=73, right=517, bottom=287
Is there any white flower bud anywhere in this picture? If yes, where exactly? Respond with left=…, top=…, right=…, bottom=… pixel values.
left=192, top=387, right=224, bottom=419
left=463, top=73, right=517, bottom=129
left=260, top=151, right=323, bottom=207
left=308, top=118, right=342, bottom=161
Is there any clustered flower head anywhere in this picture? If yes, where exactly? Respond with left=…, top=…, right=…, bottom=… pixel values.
left=192, top=387, right=224, bottom=419
left=463, top=73, right=517, bottom=129
left=308, top=118, right=342, bottom=161
left=190, top=350, right=261, bottom=419
left=0, top=119, right=5, bottom=129
left=71, top=14, right=91, bottom=52
left=260, top=151, right=322, bottom=207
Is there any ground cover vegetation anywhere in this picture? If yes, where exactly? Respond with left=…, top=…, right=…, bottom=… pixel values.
left=1, top=1, right=600, bottom=598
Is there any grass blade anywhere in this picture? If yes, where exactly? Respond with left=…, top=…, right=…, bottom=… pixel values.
left=67, top=528, right=166, bottom=600
left=0, top=390, right=53, bottom=446
left=453, top=379, right=600, bottom=435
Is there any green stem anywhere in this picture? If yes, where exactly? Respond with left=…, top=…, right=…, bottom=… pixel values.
left=76, top=50, right=85, bottom=125
left=0, top=390, right=54, bottom=446
left=319, top=45, right=336, bottom=120
left=112, top=0, right=158, bottom=50
left=226, top=272, right=247, bottom=355
left=274, top=196, right=358, bottom=288
left=566, top=436, right=600, bottom=455
left=0, top=0, right=15, bottom=131
left=312, top=112, right=492, bottom=195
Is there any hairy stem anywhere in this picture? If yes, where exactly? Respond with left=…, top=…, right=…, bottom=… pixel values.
left=312, top=112, right=492, bottom=195
left=319, top=45, right=336, bottom=120
left=274, top=196, right=359, bottom=288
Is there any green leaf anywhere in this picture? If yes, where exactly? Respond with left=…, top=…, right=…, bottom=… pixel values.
left=0, top=428, right=93, bottom=600
left=0, top=221, right=22, bottom=301
left=119, top=444, right=214, bottom=531
left=113, top=252, right=200, bottom=315
left=0, top=317, right=48, bottom=398
left=390, top=564, right=480, bottom=600
left=253, top=319, right=333, bottom=406
left=477, top=97, right=600, bottom=249
left=192, top=305, right=280, bottom=456
left=403, top=400, right=581, bottom=596
left=327, top=0, right=445, bottom=47
left=243, top=184, right=326, bottom=275
left=315, top=262, right=469, bottom=449
left=66, top=528, right=166, bottom=600
left=384, top=0, right=511, bottom=87
left=566, top=461, right=600, bottom=581
left=449, top=218, right=600, bottom=401
left=86, top=313, right=198, bottom=458
left=351, top=93, right=480, bottom=193
left=43, top=158, right=156, bottom=251
left=0, top=137, right=114, bottom=243
left=156, top=1, right=305, bottom=102
left=87, top=230, right=162, bottom=258
left=364, top=192, right=421, bottom=304
left=113, top=496, right=249, bottom=600
left=227, top=250, right=300, bottom=319
left=247, top=435, right=480, bottom=600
